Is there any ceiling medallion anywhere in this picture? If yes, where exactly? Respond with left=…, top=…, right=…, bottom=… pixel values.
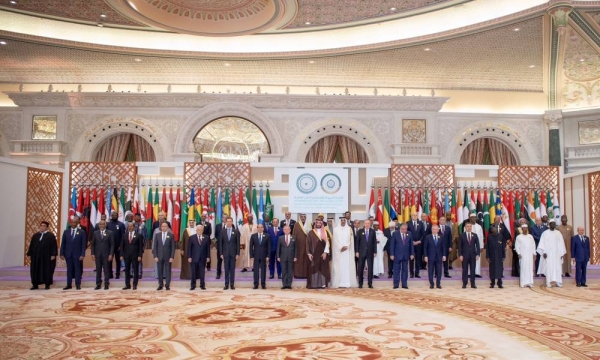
left=107, top=0, right=296, bottom=36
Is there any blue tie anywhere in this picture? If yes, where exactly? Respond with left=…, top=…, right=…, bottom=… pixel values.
left=434, top=236, right=438, bottom=246
left=259, top=234, right=262, bottom=245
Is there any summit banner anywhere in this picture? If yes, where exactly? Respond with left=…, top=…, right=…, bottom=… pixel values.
left=289, top=168, right=348, bottom=213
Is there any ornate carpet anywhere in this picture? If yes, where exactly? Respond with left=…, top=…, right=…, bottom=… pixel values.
left=0, top=284, right=598, bottom=359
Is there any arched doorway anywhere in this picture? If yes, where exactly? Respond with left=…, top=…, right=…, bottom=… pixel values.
left=93, top=133, right=156, bottom=162
left=194, top=117, right=271, bottom=162
left=460, top=137, right=518, bottom=165
left=305, top=135, right=368, bottom=163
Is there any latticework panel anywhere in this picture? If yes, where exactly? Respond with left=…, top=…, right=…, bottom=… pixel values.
left=589, top=172, right=600, bottom=265
left=184, top=163, right=251, bottom=189
left=70, top=162, right=137, bottom=187
left=24, top=168, right=63, bottom=266
left=498, top=166, right=560, bottom=192
left=390, top=165, right=455, bottom=188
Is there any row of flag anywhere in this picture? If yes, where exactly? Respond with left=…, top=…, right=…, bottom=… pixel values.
left=368, top=187, right=560, bottom=237
left=68, top=185, right=274, bottom=242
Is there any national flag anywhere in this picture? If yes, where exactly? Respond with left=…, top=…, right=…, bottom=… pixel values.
left=462, top=188, right=470, bottom=223
left=195, top=189, right=202, bottom=223
left=216, top=187, right=223, bottom=225
left=444, top=189, right=450, bottom=215
left=416, top=189, right=423, bottom=219
left=258, top=187, right=264, bottom=224
left=376, top=187, right=383, bottom=226
left=209, top=188, right=216, bottom=238
left=527, top=191, right=536, bottom=226
left=167, top=187, right=174, bottom=224
left=476, top=189, right=483, bottom=223
left=508, top=191, right=515, bottom=232
left=457, top=188, right=464, bottom=233
left=383, top=187, right=390, bottom=228
left=172, top=188, right=180, bottom=241
left=451, top=188, right=457, bottom=223
left=179, top=187, right=188, bottom=243
left=513, top=190, right=521, bottom=225
left=488, top=190, right=496, bottom=226
left=265, top=187, right=273, bottom=220
left=188, top=188, right=196, bottom=224
left=230, top=188, right=237, bottom=228
left=132, top=186, right=139, bottom=216
left=91, top=188, right=98, bottom=228
left=98, top=187, right=105, bottom=221
left=252, top=187, right=258, bottom=222
left=237, top=187, right=244, bottom=228
left=431, top=188, right=438, bottom=225
left=244, top=187, right=251, bottom=225
left=483, top=190, right=490, bottom=240
left=534, top=190, right=541, bottom=220
left=540, top=190, right=547, bottom=217
left=547, top=190, right=554, bottom=220
left=423, top=188, right=430, bottom=216
left=105, top=186, right=111, bottom=216
left=203, top=188, right=210, bottom=221
left=403, top=189, right=410, bottom=222
left=139, top=184, right=146, bottom=221
left=500, top=197, right=512, bottom=234
left=161, top=188, right=167, bottom=215
left=118, top=187, right=125, bottom=222
left=81, top=187, right=90, bottom=230
left=77, top=188, right=84, bottom=218
left=390, top=188, right=398, bottom=221
left=146, top=186, right=153, bottom=238
left=552, top=190, right=561, bottom=222
left=153, top=187, right=159, bottom=221
left=111, top=187, right=118, bottom=216
left=69, top=186, right=77, bottom=221
left=368, top=187, right=376, bottom=218
left=410, top=189, right=416, bottom=217
left=470, top=189, right=476, bottom=216
left=125, top=186, right=132, bottom=212
left=223, top=188, right=231, bottom=218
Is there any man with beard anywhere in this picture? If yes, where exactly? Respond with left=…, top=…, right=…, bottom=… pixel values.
left=239, top=214, right=257, bottom=272
left=537, top=219, right=566, bottom=287
left=557, top=215, right=574, bottom=277
left=515, top=224, right=536, bottom=288
left=280, top=211, right=296, bottom=232
left=106, top=211, right=125, bottom=279
left=179, top=219, right=195, bottom=280
left=356, top=219, right=377, bottom=288
left=306, top=218, right=331, bottom=289
left=121, top=222, right=144, bottom=290
left=91, top=220, right=114, bottom=290
left=60, top=217, right=87, bottom=290
left=291, top=213, right=310, bottom=279
left=486, top=225, right=506, bottom=288
left=27, top=221, right=57, bottom=290
left=331, top=217, right=358, bottom=288
left=407, top=213, right=424, bottom=278
left=383, top=221, right=396, bottom=278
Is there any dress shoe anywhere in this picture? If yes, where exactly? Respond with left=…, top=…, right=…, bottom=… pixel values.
left=388, top=274, right=392, bottom=278
left=278, top=276, right=282, bottom=279
left=535, top=274, right=539, bottom=277
left=216, top=275, right=221, bottom=279
left=223, top=286, right=229, bottom=290
left=253, top=285, right=258, bottom=289
left=165, top=286, right=170, bottom=291
left=582, top=284, right=588, bottom=287
left=190, top=287, right=196, bottom=291
left=133, top=286, right=137, bottom=290
left=281, top=286, right=286, bottom=290
left=368, top=284, right=373, bottom=289
left=230, top=286, right=235, bottom=290
left=358, top=285, right=363, bottom=289
left=490, top=285, right=495, bottom=288
left=30, top=286, right=39, bottom=290
left=76, top=286, right=81, bottom=290
left=393, top=286, right=399, bottom=289
left=123, top=286, right=131, bottom=290
left=449, top=266, right=453, bottom=270
left=373, top=275, right=379, bottom=279
left=269, top=276, right=274, bottom=279
left=565, top=273, right=571, bottom=277
left=444, top=274, right=451, bottom=278
left=104, top=285, right=109, bottom=290
left=475, top=275, right=482, bottom=278
left=471, top=285, right=477, bottom=289
left=462, top=285, right=467, bottom=289
left=498, top=285, right=504, bottom=289
left=430, top=285, right=434, bottom=289
left=415, top=275, right=421, bottom=278
left=436, top=285, right=442, bottom=289
left=109, top=275, right=114, bottom=279
left=157, top=286, right=163, bottom=291
left=44, top=285, right=50, bottom=290
left=115, top=275, right=120, bottom=279
left=262, top=285, right=266, bottom=290
left=241, top=268, right=248, bottom=272
left=402, top=286, right=408, bottom=289
left=94, top=285, right=101, bottom=290
left=410, top=274, right=414, bottom=278
left=201, top=286, right=206, bottom=290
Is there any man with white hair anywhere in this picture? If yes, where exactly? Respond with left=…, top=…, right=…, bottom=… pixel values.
left=373, top=221, right=388, bottom=278
left=331, top=217, right=358, bottom=288
left=537, top=219, right=566, bottom=287
left=514, top=224, right=536, bottom=288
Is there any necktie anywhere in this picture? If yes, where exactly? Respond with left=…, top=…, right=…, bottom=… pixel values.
left=101, top=231, right=104, bottom=238
left=162, top=232, right=166, bottom=245
left=228, top=228, right=231, bottom=241
left=286, top=235, right=289, bottom=246
left=39, top=232, right=44, bottom=241
left=434, top=235, right=438, bottom=245
left=413, top=221, right=416, bottom=227
left=441, top=226, right=444, bottom=235
left=129, top=232, right=133, bottom=244
left=402, top=233, right=405, bottom=244
left=259, top=234, right=262, bottom=244
left=71, top=229, right=75, bottom=239
left=366, top=229, right=369, bottom=239
left=198, top=235, right=202, bottom=245
left=581, top=235, right=583, bottom=242
left=468, top=233, right=471, bottom=245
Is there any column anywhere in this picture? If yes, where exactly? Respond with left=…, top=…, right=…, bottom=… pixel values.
left=544, top=109, right=563, bottom=166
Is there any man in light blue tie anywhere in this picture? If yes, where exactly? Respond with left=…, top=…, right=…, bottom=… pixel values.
left=423, top=225, right=447, bottom=289
left=152, top=222, right=175, bottom=290
left=219, top=217, right=240, bottom=290
left=250, top=223, right=271, bottom=289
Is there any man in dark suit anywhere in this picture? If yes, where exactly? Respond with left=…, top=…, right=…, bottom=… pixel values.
left=121, top=222, right=144, bottom=290
left=277, top=225, right=297, bottom=289
left=133, top=213, right=147, bottom=278
left=250, top=223, right=271, bottom=289
left=530, top=218, right=547, bottom=275
left=60, top=217, right=87, bottom=290
left=268, top=218, right=283, bottom=279
left=355, top=219, right=377, bottom=288
left=438, top=216, right=453, bottom=278
left=200, top=211, right=212, bottom=271
left=188, top=224, right=211, bottom=290
left=152, top=222, right=175, bottom=290
left=27, top=221, right=58, bottom=290
left=383, top=221, right=396, bottom=279
left=407, top=213, right=424, bottom=278
left=280, top=211, right=296, bottom=232
left=152, top=211, right=171, bottom=233
left=571, top=227, right=590, bottom=287
left=91, top=220, right=114, bottom=290
left=106, top=211, right=125, bottom=279
left=390, top=223, right=414, bottom=289
left=214, top=215, right=233, bottom=279
left=219, top=217, right=240, bottom=290
left=423, top=225, right=448, bottom=289
left=458, top=222, right=481, bottom=289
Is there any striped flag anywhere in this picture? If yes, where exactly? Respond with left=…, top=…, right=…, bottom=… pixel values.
left=258, top=187, right=264, bottom=224
left=172, top=188, right=180, bottom=241
left=383, top=187, right=390, bottom=228
left=368, top=187, right=376, bottom=218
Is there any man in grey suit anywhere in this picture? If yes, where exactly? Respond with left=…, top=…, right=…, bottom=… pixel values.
left=219, top=217, right=240, bottom=290
left=250, top=223, right=270, bottom=289
left=152, top=222, right=175, bottom=290
left=91, top=220, right=114, bottom=290
left=277, top=225, right=297, bottom=289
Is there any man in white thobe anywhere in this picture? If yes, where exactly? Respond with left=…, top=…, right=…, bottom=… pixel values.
left=373, top=221, right=388, bottom=278
left=239, top=214, right=257, bottom=271
left=331, top=218, right=358, bottom=288
left=469, top=214, right=485, bottom=277
left=537, top=219, right=566, bottom=287
left=515, top=224, right=536, bottom=288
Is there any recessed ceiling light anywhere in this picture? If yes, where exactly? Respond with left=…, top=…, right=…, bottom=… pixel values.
left=100, top=13, right=107, bottom=18
left=308, top=60, right=315, bottom=64
left=9, top=1, right=17, bottom=4
left=134, top=58, right=142, bottom=62
left=224, top=62, right=231, bottom=67
left=529, top=64, right=535, bottom=68
left=305, top=21, right=311, bottom=25
left=580, top=58, right=585, bottom=62
left=0, top=41, right=6, bottom=45
left=424, top=48, right=431, bottom=51
left=513, top=28, right=520, bottom=32
left=97, top=22, right=104, bottom=27
left=390, top=7, right=397, bottom=11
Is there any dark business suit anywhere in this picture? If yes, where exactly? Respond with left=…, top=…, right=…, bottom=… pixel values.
left=423, top=233, right=448, bottom=287
left=133, top=221, right=147, bottom=278
left=215, top=223, right=235, bottom=277
left=152, top=231, right=176, bottom=287
left=383, top=228, right=395, bottom=277
left=200, top=220, right=212, bottom=270
left=277, top=234, right=297, bottom=288
left=280, top=219, right=296, bottom=232
left=530, top=224, right=547, bottom=273
left=250, top=232, right=271, bottom=287
left=60, top=227, right=87, bottom=288
left=458, top=232, right=481, bottom=287
left=571, top=234, right=590, bottom=286
left=390, top=231, right=414, bottom=288
left=219, top=226, right=240, bottom=288
left=121, top=230, right=144, bottom=288
left=188, top=233, right=211, bottom=288
left=268, top=226, right=283, bottom=277
left=355, top=227, right=377, bottom=287
left=438, top=224, right=453, bottom=276
left=407, top=220, right=425, bottom=276
left=91, top=229, right=114, bottom=287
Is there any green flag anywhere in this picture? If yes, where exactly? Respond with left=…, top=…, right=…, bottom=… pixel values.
left=423, top=188, right=430, bottom=216
left=546, top=190, right=554, bottom=220
left=146, top=187, right=153, bottom=239
left=119, top=187, right=126, bottom=222
left=265, top=188, right=273, bottom=220
left=252, top=187, right=258, bottom=222
left=483, top=191, right=490, bottom=237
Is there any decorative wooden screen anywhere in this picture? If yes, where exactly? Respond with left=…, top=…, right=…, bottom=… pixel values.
left=498, top=166, right=560, bottom=192
left=589, top=172, right=600, bottom=265
left=184, top=163, right=251, bottom=188
left=69, top=162, right=137, bottom=187
left=24, top=168, right=63, bottom=266
left=390, top=165, right=455, bottom=188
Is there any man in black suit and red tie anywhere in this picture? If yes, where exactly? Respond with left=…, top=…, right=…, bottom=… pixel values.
left=250, top=223, right=271, bottom=289
left=458, top=222, right=481, bottom=289
left=219, top=217, right=240, bottom=290
left=188, top=224, right=211, bottom=290
left=355, top=219, right=377, bottom=288
left=121, top=222, right=144, bottom=290
left=423, top=225, right=448, bottom=289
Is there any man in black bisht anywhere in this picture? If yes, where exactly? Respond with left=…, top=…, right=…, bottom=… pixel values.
left=486, top=225, right=507, bottom=288
left=27, top=221, right=58, bottom=290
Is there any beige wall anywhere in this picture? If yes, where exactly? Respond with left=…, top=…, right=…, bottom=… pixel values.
left=0, top=159, right=28, bottom=267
